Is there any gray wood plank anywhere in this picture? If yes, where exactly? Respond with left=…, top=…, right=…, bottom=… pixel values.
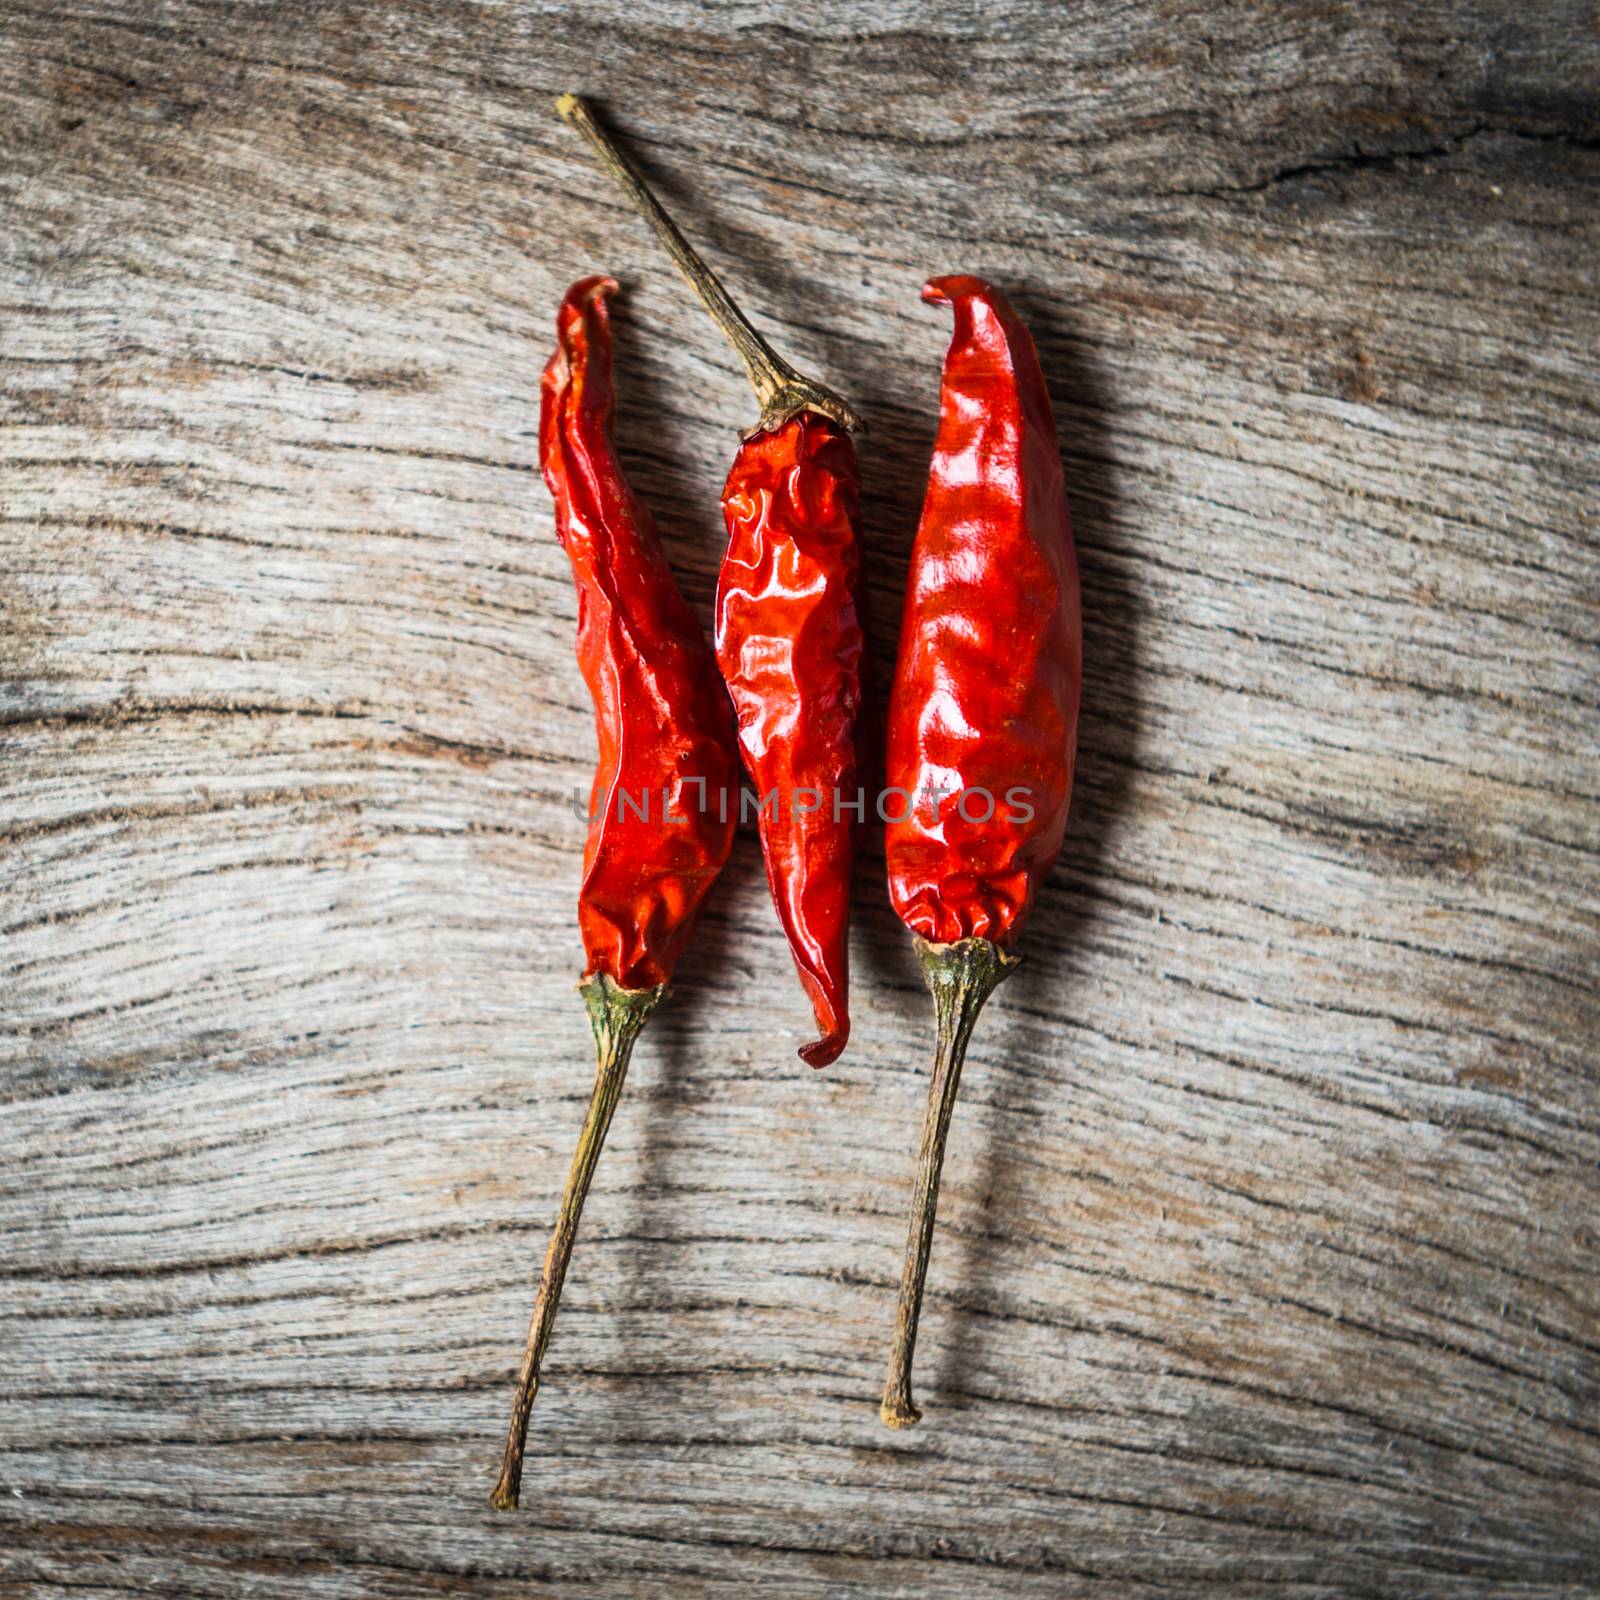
left=2, top=2, right=1597, bottom=1594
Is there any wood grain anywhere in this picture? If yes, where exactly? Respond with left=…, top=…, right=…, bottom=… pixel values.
left=3, top=2, right=1597, bottom=1594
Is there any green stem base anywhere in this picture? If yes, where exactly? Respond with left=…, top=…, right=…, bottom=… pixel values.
left=880, top=937, right=1017, bottom=1430
left=490, top=974, right=664, bottom=1511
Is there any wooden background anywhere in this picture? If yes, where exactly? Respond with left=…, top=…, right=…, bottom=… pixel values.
left=3, top=2, right=1597, bottom=1594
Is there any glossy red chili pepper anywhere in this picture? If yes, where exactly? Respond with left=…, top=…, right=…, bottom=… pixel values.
left=879, top=275, right=1082, bottom=1429
left=558, top=94, right=866, bottom=1068
left=717, top=415, right=863, bottom=1066
left=545, top=276, right=740, bottom=993
left=493, top=275, right=738, bottom=1511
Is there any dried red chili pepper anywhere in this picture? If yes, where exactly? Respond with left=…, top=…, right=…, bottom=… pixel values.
left=716, top=418, right=863, bottom=1063
left=492, top=275, right=738, bottom=1510
left=558, top=94, right=865, bottom=1068
left=879, top=276, right=1082, bottom=1428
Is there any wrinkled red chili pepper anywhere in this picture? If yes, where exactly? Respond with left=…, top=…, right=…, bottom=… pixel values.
left=717, top=418, right=863, bottom=1064
left=492, top=275, right=738, bottom=1510
left=558, top=94, right=865, bottom=1069
left=879, top=275, right=1082, bottom=1428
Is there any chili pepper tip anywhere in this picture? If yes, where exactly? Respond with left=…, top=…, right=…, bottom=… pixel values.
left=798, top=1027, right=848, bottom=1070
left=921, top=273, right=996, bottom=306
left=564, top=273, right=618, bottom=309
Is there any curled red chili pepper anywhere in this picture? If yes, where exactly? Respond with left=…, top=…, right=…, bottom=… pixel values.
left=879, top=275, right=1082, bottom=1428
left=558, top=94, right=866, bottom=1069
left=492, top=275, right=738, bottom=1510
left=717, top=415, right=863, bottom=1066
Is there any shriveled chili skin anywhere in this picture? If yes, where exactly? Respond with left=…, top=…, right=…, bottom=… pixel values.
left=717, top=414, right=864, bottom=1067
left=884, top=275, right=1081, bottom=948
left=541, top=275, right=738, bottom=990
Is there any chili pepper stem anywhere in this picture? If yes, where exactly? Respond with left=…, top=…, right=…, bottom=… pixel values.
left=491, top=974, right=664, bottom=1511
left=555, top=92, right=862, bottom=438
left=880, top=937, right=1018, bottom=1429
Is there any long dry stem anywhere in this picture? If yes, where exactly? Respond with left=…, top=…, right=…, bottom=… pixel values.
left=880, top=937, right=1017, bottom=1429
left=491, top=974, right=664, bottom=1511
left=555, top=92, right=862, bottom=436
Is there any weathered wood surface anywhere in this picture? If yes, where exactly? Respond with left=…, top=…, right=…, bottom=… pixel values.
left=3, top=2, right=1598, bottom=1594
